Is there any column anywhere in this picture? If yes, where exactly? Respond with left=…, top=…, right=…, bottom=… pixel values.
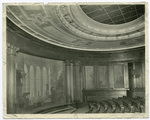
left=80, top=65, right=83, bottom=102
left=24, top=65, right=28, bottom=93
left=35, top=67, right=40, bottom=97
left=124, top=63, right=129, bottom=89
left=63, top=61, right=67, bottom=103
left=73, top=62, right=76, bottom=101
left=46, top=67, right=49, bottom=99
left=70, top=62, right=74, bottom=102
left=82, top=65, right=86, bottom=102
left=79, top=63, right=82, bottom=102
left=41, top=67, right=43, bottom=96
left=139, top=62, right=143, bottom=88
left=66, top=60, right=71, bottom=103
left=126, top=63, right=129, bottom=89
left=7, top=43, right=19, bottom=114
left=142, top=61, right=145, bottom=88
left=17, top=53, right=25, bottom=94
left=33, top=66, right=36, bottom=98
left=82, top=65, right=86, bottom=89
left=29, top=66, right=34, bottom=103
left=19, top=70, right=26, bottom=94
left=135, top=63, right=140, bottom=88
left=26, top=65, right=30, bottom=93
left=133, top=63, right=136, bottom=88
left=43, top=67, right=47, bottom=98
left=128, top=63, right=134, bottom=89
left=74, top=61, right=81, bottom=101
left=48, top=68, right=51, bottom=97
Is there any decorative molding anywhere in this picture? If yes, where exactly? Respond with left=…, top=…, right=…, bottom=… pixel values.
left=73, top=61, right=81, bottom=66
left=72, top=5, right=145, bottom=34
left=7, top=5, right=145, bottom=51
left=65, top=60, right=71, bottom=66
left=55, top=5, right=145, bottom=41
left=7, top=43, right=19, bottom=56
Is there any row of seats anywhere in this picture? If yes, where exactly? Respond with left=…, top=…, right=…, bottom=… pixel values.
left=86, top=96, right=145, bottom=113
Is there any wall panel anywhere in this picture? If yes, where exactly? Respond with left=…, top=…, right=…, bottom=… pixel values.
left=16, top=52, right=66, bottom=108
left=84, top=63, right=128, bottom=90
left=85, top=66, right=94, bottom=89
left=99, top=66, right=109, bottom=88
left=109, top=64, right=114, bottom=88
left=113, top=64, right=124, bottom=88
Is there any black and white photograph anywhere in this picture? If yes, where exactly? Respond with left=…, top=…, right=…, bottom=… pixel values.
left=2, top=2, right=148, bottom=119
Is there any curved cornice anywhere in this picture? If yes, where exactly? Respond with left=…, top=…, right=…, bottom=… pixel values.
left=56, top=4, right=145, bottom=41
left=71, top=4, right=145, bottom=34
left=7, top=18, right=145, bottom=63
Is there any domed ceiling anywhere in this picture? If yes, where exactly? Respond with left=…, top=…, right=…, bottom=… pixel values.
left=80, top=5, right=144, bottom=25
left=6, top=3, right=145, bottom=51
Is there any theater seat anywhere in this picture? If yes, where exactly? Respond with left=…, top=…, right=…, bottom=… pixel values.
left=84, top=96, right=145, bottom=114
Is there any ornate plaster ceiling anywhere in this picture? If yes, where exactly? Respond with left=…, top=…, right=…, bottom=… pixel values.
left=6, top=3, right=145, bottom=51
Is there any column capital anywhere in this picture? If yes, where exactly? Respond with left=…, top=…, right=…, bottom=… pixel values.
left=73, top=61, right=81, bottom=66
left=7, top=43, right=19, bottom=56
left=65, top=60, right=72, bottom=66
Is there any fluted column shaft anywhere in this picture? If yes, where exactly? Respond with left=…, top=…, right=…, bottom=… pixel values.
left=17, top=54, right=26, bottom=94
left=124, top=63, right=129, bottom=89
left=41, top=67, right=43, bottom=96
left=73, top=63, right=76, bottom=100
left=70, top=63, right=74, bottom=102
left=26, top=65, right=30, bottom=93
left=82, top=66, right=86, bottom=89
left=33, top=66, right=36, bottom=98
left=48, top=68, right=51, bottom=98
left=133, top=63, right=137, bottom=88
left=142, top=61, right=145, bottom=88
left=46, top=67, right=49, bottom=99
left=7, top=43, right=19, bottom=114
left=73, top=61, right=81, bottom=101
left=65, top=60, right=71, bottom=103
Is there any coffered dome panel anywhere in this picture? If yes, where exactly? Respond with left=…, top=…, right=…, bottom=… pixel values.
left=80, top=5, right=144, bottom=25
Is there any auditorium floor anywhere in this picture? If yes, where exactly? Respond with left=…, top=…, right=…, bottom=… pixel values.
left=16, top=103, right=70, bottom=114
left=57, top=106, right=131, bottom=114
left=52, top=108, right=77, bottom=114
left=15, top=101, right=142, bottom=114
left=72, top=107, right=88, bottom=113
